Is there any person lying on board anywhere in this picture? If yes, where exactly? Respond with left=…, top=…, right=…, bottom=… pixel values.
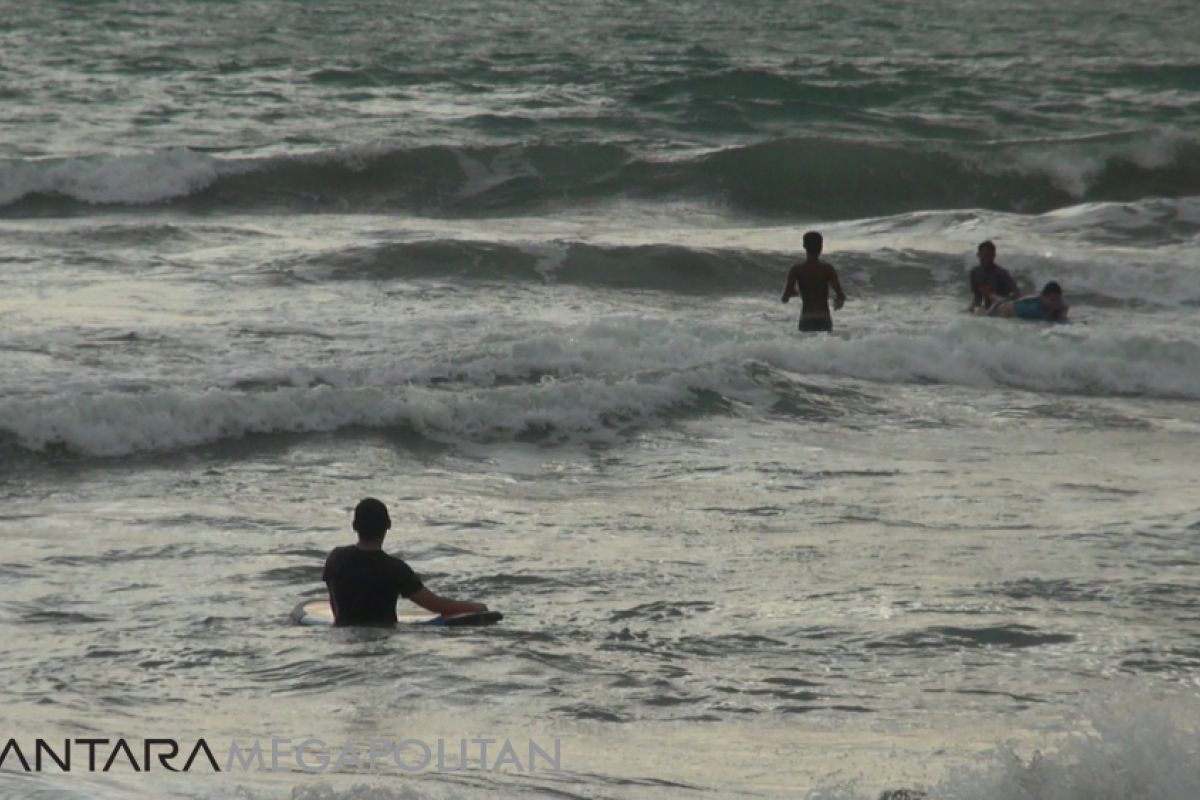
left=968, top=240, right=1019, bottom=312
left=975, top=281, right=1070, bottom=323
left=323, top=498, right=488, bottom=626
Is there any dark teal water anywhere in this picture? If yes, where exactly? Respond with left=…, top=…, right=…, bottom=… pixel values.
left=3, top=0, right=1200, bottom=215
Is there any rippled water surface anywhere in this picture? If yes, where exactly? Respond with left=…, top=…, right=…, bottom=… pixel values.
left=1, top=1, right=1198, bottom=798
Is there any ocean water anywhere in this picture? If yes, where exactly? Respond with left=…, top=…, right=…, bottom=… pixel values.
left=1, top=1, right=1199, bottom=798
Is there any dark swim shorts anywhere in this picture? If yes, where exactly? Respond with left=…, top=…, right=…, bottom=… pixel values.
left=799, top=317, right=833, bottom=333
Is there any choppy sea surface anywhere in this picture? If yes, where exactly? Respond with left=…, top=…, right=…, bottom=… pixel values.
left=2, top=1, right=1199, bottom=798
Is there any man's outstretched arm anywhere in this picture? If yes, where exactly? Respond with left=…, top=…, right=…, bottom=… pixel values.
left=969, top=271, right=984, bottom=308
left=409, top=588, right=488, bottom=616
left=829, top=266, right=847, bottom=310
left=781, top=267, right=798, bottom=302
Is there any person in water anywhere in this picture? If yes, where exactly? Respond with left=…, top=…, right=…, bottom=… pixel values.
left=982, top=281, right=1070, bottom=322
left=781, top=231, right=847, bottom=332
left=323, top=498, right=488, bottom=626
left=973, top=282, right=1000, bottom=315
left=968, top=240, right=1019, bottom=311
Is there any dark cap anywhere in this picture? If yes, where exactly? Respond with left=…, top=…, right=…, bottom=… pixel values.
left=353, top=498, right=391, bottom=538
left=1042, top=281, right=1062, bottom=295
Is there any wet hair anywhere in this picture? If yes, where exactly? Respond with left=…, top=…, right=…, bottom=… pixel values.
left=1042, top=281, right=1063, bottom=296
left=802, top=231, right=823, bottom=253
left=353, top=497, right=391, bottom=539
left=977, top=240, right=996, bottom=254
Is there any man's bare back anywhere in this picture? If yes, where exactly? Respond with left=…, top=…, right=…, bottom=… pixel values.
left=783, top=259, right=845, bottom=316
left=781, top=232, right=846, bottom=332
left=781, top=238, right=846, bottom=332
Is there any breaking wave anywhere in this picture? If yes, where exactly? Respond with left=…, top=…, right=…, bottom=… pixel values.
left=3, top=317, right=1198, bottom=459
left=3, top=132, right=1197, bottom=219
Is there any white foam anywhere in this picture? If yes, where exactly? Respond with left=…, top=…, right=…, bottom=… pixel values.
left=805, top=695, right=1200, bottom=800
left=0, top=148, right=224, bottom=206
left=929, top=693, right=1200, bottom=800
left=3, top=316, right=1199, bottom=458
left=991, top=131, right=1189, bottom=199
left=0, top=358, right=743, bottom=458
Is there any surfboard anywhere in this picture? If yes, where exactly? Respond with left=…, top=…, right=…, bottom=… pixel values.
left=289, top=599, right=502, bottom=627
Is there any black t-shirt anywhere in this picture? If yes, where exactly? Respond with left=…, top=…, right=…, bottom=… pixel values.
left=322, top=546, right=425, bottom=626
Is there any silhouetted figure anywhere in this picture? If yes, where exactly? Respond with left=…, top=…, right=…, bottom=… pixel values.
left=968, top=240, right=1019, bottom=311
left=781, top=231, right=847, bottom=333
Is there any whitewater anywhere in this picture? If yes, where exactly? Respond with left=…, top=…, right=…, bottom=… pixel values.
left=1, top=1, right=1198, bottom=799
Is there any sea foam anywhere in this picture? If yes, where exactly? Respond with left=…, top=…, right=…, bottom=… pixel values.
left=3, top=318, right=1198, bottom=458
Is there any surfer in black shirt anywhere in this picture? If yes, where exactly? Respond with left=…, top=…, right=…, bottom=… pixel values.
left=323, top=498, right=488, bottom=626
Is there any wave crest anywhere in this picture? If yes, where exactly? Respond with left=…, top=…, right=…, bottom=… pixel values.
left=4, top=133, right=1196, bottom=218
left=3, top=318, right=1198, bottom=459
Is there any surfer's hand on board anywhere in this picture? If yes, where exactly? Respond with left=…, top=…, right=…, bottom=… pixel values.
left=411, top=588, right=489, bottom=616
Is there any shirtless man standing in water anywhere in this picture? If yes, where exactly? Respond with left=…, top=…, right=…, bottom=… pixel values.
left=781, top=231, right=847, bottom=332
